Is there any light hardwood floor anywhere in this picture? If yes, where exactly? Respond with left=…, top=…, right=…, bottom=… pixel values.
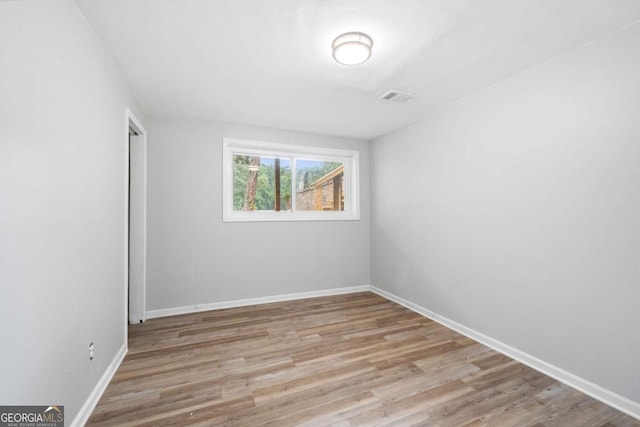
left=87, top=292, right=640, bottom=426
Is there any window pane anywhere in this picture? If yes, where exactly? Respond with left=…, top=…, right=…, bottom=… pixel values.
left=224, top=138, right=359, bottom=222
left=295, top=159, right=345, bottom=211
left=233, top=155, right=291, bottom=211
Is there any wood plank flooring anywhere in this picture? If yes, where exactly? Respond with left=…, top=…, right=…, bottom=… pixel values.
left=87, top=292, right=640, bottom=426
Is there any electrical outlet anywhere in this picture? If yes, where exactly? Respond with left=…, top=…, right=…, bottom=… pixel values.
left=89, top=342, right=95, bottom=361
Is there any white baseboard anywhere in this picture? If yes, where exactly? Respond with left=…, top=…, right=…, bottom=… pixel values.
left=146, top=285, right=371, bottom=319
left=71, top=343, right=128, bottom=427
left=115, top=284, right=640, bottom=421
left=369, top=285, right=640, bottom=421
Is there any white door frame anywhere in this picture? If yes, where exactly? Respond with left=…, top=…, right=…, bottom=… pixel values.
left=125, top=108, right=147, bottom=329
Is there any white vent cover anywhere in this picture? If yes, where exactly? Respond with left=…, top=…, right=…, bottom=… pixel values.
left=379, top=90, right=414, bottom=103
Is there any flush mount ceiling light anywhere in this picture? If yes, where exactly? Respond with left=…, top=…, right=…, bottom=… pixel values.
left=332, top=32, right=373, bottom=66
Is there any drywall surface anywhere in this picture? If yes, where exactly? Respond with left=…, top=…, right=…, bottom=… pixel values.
left=146, top=119, right=370, bottom=310
left=371, top=23, right=640, bottom=403
left=0, top=0, right=143, bottom=421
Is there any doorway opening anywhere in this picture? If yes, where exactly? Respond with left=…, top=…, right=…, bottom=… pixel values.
left=126, top=109, right=147, bottom=327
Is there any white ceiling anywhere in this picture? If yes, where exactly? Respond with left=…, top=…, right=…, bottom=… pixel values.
left=75, top=0, right=640, bottom=140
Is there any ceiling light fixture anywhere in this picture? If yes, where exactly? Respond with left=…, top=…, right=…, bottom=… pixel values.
left=332, top=32, right=373, bottom=66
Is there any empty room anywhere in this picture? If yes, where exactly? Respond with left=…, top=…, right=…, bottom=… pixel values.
left=1, top=0, right=640, bottom=426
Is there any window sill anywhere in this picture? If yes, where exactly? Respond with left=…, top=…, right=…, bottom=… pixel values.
left=223, top=211, right=360, bottom=223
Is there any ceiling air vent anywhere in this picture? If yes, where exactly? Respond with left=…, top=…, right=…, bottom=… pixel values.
left=379, top=90, right=414, bottom=103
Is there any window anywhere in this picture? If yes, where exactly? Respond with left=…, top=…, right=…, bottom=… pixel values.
left=223, top=138, right=360, bottom=222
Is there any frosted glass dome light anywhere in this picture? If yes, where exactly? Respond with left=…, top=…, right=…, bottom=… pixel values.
left=332, top=32, right=373, bottom=65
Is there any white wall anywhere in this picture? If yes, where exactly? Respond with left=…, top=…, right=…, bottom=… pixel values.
left=0, top=0, right=143, bottom=423
left=146, top=119, right=370, bottom=311
left=371, top=22, right=640, bottom=405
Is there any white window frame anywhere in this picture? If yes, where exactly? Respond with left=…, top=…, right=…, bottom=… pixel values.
left=223, top=138, right=360, bottom=222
